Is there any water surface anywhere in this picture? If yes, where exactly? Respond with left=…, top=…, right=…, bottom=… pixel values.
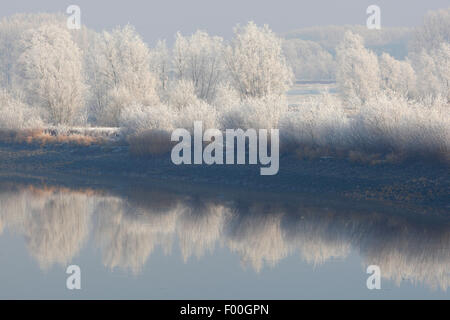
left=0, top=180, right=448, bottom=299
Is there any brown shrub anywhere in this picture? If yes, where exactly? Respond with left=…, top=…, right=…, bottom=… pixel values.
left=128, top=129, right=173, bottom=156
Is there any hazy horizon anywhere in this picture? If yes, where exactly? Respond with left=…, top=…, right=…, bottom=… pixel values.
left=0, top=0, right=448, bottom=45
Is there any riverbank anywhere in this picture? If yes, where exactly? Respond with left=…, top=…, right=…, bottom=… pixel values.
left=0, top=141, right=448, bottom=209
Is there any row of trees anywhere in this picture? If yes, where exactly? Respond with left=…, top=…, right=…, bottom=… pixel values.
left=283, top=24, right=412, bottom=80
left=0, top=8, right=448, bottom=130
left=0, top=15, right=293, bottom=127
left=283, top=8, right=449, bottom=83
left=336, top=8, right=450, bottom=107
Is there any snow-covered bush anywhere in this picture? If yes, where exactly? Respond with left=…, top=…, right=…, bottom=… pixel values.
left=119, top=103, right=175, bottom=135
left=119, top=103, right=176, bottom=156
left=174, top=100, right=218, bottom=132
left=0, top=90, right=43, bottom=129
left=166, top=80, right=200, bottom=110
left=212, top=84, right=241, bottom=110
left=219, top=94, right=288, bottom=130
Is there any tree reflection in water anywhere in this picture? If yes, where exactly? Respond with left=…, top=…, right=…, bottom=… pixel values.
left=0, top=181, right=448, bottom=291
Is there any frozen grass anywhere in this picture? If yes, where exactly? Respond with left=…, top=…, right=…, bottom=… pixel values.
left=280, top=94, right=449, bottom=164
left=0, top=126, right=121, bottom=146
left=0, top=129, right=103, bottom=146
left=174, top=101, right=218, bottom=132
left=280, top=94, right=350, bottom=150
left=350, top=96, right=449, bottom=161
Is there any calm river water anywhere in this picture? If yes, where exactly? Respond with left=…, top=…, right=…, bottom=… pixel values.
left=0, top=180, right=448, bottom=299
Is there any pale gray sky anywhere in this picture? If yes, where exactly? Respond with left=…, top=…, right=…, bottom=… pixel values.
left=0, top=0, right=448, bottom=45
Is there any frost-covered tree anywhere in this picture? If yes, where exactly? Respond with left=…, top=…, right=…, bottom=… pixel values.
left=283, top=39, right=335, bottom=80
left=410, top=8, right=450, bottom=54
left=225, top=22, right=293, bottom=99
left=149, top=40, right=171, bottom=94
left=92, top=25, right=159, bottom=126
left=407, top=8, right=450, bottom=102
left=336, top=31, right=380, bottom=106
left=17, top=24, right=86, bottom=125
left=173, top=30, right=225, bottom=102
left=0, top=13, right=66, bottom=90
left=433, top=42, right=450, bottom=101
left=379, top=53, right=416, bottom=98
left=412, top=43, right=450, bottom=101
